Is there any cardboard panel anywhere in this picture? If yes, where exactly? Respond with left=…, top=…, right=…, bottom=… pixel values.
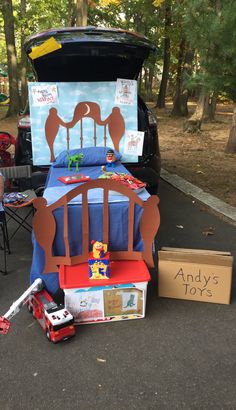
left=28, top=81, right=138, bottom=165
left=158, top=248, right=233, bottom=304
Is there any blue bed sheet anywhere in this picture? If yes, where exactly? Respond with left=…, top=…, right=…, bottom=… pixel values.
left=30, top=163, right=150, bottom=294
left=44, top=164, right=149, bottom=204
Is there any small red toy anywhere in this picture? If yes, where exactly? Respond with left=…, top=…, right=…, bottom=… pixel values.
left=111, top=173, right=145, bottom=190
left=58, top=174, right=90, bottom=184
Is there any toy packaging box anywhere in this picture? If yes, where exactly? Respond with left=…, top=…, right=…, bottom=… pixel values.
left=88, top=241, right=110, bottom=279
left=88, top=252, right=110, bottom=279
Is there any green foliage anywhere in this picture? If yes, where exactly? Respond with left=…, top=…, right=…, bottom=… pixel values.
left=1, top=0, right=71, bottom=79
left=1, top=0, right=166, bottom=85
left=6, top=0, right=236, bottom=106
left=89, top=0, right=161, bottom=34
left=2, top=0, right=235, bottom=106
left=0, top=12, right=6, bottom=65
left=89, top=0, right=164, bottom=98
left=183, top=0, right=236, bottom=101
left=14, top=0, right=70, bottom=41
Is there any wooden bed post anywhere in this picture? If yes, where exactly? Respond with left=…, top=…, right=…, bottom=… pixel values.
left=80, top=118, right=83, bottom=148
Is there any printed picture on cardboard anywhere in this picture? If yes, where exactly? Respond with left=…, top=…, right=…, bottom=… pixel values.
left=31, top=84, right=58, bottom=106
left=103, top=288, right=143, bottom=317
left=65, top=290, right=104, bottom=321
left=114, top=79, right=137, bottom=106
left=123, top=130, right=144, bottom=156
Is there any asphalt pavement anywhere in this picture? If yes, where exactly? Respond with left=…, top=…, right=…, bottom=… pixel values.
left=0, top=177, right=236, bottom=410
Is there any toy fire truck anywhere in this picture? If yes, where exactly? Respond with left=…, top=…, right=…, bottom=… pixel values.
left=0, top=278, right=75, bottom=343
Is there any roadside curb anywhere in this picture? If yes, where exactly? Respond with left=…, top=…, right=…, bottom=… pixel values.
left=161, top=169, right=236, bottom=225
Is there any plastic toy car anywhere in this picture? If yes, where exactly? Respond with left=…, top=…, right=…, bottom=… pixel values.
left=16, top=26, right=161, bottom=194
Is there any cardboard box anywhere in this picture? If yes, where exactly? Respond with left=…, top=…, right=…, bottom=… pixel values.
left=158, top=248, right=233, bottom=304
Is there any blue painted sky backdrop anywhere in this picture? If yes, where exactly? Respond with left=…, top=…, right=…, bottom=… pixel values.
left=28, top=82, right=138, bottom=165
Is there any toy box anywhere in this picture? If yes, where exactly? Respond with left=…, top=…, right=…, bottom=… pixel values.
left=59, top=260, right=150, bottom=324
left=158, top=247, right=233, bottom=305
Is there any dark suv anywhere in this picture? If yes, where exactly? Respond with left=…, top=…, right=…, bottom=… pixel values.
left=16, top=26, right=160, bottom=194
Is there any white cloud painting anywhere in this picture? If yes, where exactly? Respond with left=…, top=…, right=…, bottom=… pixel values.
left=28, top=81, right=138, bottom=165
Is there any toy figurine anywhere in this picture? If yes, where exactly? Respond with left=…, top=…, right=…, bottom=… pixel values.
left=88, top=240, right=110, bottom=279
left=91, top=240, right=107, bottom=258
left=106, top=149, right=116, bottom=168
left=67, top=152, right=84, bottom=171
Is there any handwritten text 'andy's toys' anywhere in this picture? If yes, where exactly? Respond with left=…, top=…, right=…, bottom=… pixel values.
left=174, top=268, right=219, bottom=297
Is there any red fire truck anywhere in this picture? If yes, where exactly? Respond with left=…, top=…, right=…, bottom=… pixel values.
left=0, top=278, right=75, bottom=343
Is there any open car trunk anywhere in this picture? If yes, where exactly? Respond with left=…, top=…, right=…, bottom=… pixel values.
left=24, top=26, right=156, bottom=82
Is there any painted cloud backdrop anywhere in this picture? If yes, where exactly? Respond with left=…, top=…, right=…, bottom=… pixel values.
left=28, top=82, right=138, bottom=165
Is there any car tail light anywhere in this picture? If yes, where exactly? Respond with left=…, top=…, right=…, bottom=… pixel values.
left=18, top=115, right=31, bottom=128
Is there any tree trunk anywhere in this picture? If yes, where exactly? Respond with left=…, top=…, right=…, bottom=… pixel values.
left=76, top=0, right=88, bottom=26
left=144, top=66, right=154, bottom=101
left=203, top=91, right=218, bottom=122
left=134, top=14, right=144, bottom=33
left=156, top=0, right=171, bottom=108
left=183, top=91, right=207, bottom=133
left=225, top=103, right=236, bottom=153
left=144, top=67, right=148, bottom=97
left=171, top=42, right=194, bottom=117
left=138, top=70, right=142, bottom=95
left=146, top=67, right=154, bottom=102
left=19, top=0, right=28, bottom=110
left=2, top=0, right=20, bottom=117
left=68, top=0, right=75, bottom=25
left=171, top=38, right=185, bottom=116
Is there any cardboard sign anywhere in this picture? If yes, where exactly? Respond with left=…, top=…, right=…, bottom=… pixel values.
left=158, top=248, right=233, bottom=305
